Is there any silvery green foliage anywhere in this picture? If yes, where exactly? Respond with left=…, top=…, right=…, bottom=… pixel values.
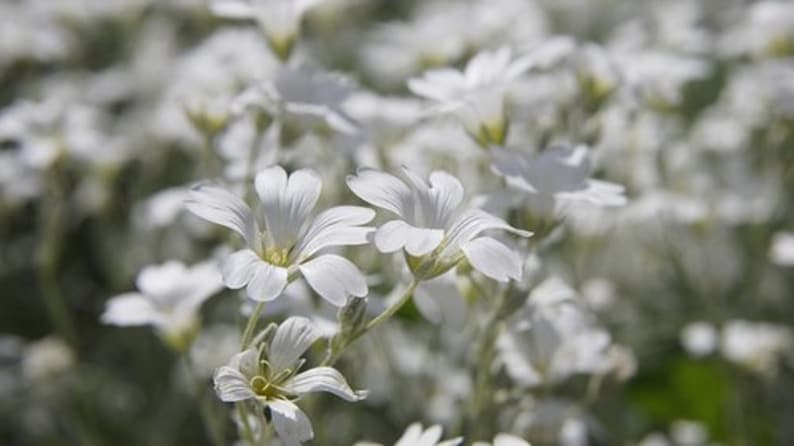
left=3, top=0, right=794, bottom=445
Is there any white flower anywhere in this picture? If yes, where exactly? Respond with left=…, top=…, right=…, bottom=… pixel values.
left=21, top=337, right=75, bottom=383
left=680, top=321, right=718, bottom=357
left=211, top=0, right=324, bottom=60
left=346, top=166, right=531, bottom=281
left=498, top=277, right=612, bottom=387
left=186, top=165, right=373, bottom=306
left=490, top=144, right=627, bottom=218
left=101, top=260, right=223, bottom=348
left=770, top=231, right=794, bottom=266
left=473, top=433, right=532, bottom=446
left=235, top=66, right=358, bottom=135
left=720, top=319, right=792, bottom=374
left=213, top=317, right=366, bottom=446
left=408, top=41, right=571, bottom=146
left=407, top=47, right=528, bottom=146
left=355, top=422, right=462, bottom=446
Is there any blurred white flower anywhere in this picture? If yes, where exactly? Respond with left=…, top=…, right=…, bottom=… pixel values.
left=680, top=321, right=718, bottom=357
left=670, top=420, right=708, bottom=446
left=491, top=144, right=627, bottom=219
left=473, top=433, right=531, bottom=446
left=21, top=337, right=75, bottom=383
left=187, top=166, right=373, bottom=306
left=720, top=320, right=792, bottom=374
left=347, top=166, right=531, bottom=281
left=498, top=277, right=612, bottom=386
left=770, top=232, right=794, bottom=266
left=408, top=47, right=531, bottom=146
left=355, top=422, right=462, bottom=446
left=235, top=66, right=358, bottom=135
left=101, top=260, right=223, bottom=349
left=211, top=0, right=324, bottom=60
left=214, top=316, right=366, bottom=446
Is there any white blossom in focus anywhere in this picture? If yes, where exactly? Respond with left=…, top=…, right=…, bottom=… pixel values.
left=213, top=317, right=366, bottom=446
left=347, top=166, right=532, bottom=282
left=187, top=165, right=373, bottom=306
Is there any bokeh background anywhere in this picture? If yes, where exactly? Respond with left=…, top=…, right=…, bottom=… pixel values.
left=1, top=0, right=793, bottom=445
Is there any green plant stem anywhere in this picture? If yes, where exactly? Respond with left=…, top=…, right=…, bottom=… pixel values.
left=236, top=403, right=257, bottom=446
left=465, top=287, right=509, bottom=441
left=241, top=302, right=266, bottom=350
left=37, top=170, right=78, bottom=348
left=322, top=279, right=418, bottom=366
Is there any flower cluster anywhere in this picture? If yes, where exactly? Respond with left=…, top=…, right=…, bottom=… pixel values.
left=2, top=0, right=793, bottom=445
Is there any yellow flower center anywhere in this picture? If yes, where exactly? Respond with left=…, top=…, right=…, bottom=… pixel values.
left=263, top=247, right=291, bottom=267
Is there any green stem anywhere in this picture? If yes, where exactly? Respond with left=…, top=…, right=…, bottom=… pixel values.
left=241, top=302, right=266, bottom=350
left=322, top=279, right=418, bottom=366
left=364, top=279, right=418, bottom=333
left=236, top=403, right=257, bottom=446
left=37, top=168, right=78, bottom=348
left=465, top=287, right=510, bottom=441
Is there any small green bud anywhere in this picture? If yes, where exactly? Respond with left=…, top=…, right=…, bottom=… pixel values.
left=338, top=296, right=368, bottom=340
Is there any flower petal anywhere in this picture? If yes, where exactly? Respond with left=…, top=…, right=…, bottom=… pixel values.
left=373, top=220, right=444, bottom=256
left=401, top=168, right=464, bottom=228
left=286, top=367, right=368, bottom=401
left=493, top=433, right=532, bottom=446
left=135, top=261, right=187, bottom=298
left=210, top=0, right=256, bottom=19
left=443, top=209, right=532, bottom=257
left=462, top=237, right=523, bottom=282
left=346, top=168, right=414, bottom=219
left=222, top=249, right=261, bottom=289
left=298, top=254, right=368, bottom=307
left=256, top=166, right=322, bottom=247
left=229, top=349, right=259, bottom=379
left=292, top=206, right=375, bottom=260
left=245, top=261, right=288, bottom=302
left=182, top=259, right=224, bottom=309
left=186, top=185, right=259, bottom=247
left=268, top=399, right=314, bottom=446
left=101, top=293, right=162, bottom=327
left=213, top=366, right=255, bottom=402
left=269, top=316, right=320, bottom=373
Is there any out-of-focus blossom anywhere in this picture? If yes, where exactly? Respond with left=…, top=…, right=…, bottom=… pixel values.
left=770, top=232, right=794, bottom=266
left=721, top=320, right=792, bottom=374
left=236, top=67, right=358, bottom=136
left=473, top=433, right=531, bottom=446
left=408, top=43, right=570, bottom=146
left=491, top=144, right=627, bottom=220
left=355, top=422, right=462, bottom=446
left=680, top=322, right=718, bottom=357
left=21, top=337, right=75, bottom=383
left=211, top=0, right=325, bottom=60
left=498, top=277, right=613, bottom=387
left=101, top=260, right=223, bottom=350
